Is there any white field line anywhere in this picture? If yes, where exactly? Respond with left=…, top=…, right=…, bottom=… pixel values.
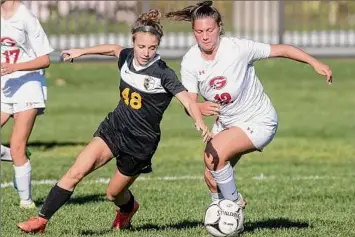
left=1, top=174, right=338, bottom=189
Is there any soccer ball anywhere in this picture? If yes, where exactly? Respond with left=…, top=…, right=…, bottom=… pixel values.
left=204, top=199, right=244, bottom=237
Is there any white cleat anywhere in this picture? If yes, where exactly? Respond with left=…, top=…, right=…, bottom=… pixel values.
left=20, top=200, right=37, bottom=209
left=235, top=193, right=247, bottom=208
left=234, top=193, right=246, bottom=234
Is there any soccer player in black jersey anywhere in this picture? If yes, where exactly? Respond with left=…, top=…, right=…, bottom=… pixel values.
left=17, top=9, right=211, bottom=234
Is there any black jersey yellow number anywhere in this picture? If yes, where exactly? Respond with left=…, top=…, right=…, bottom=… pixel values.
left=121, top=88, right=142, bottom=109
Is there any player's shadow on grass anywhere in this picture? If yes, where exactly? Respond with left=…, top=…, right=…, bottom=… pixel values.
left=245, top=218, right=309, bottom=232
left=132, top=220, right=203, bottom=231
left=80, top=220, right=202, bottom=235
left=78, top=218, right=308, bottom=235
left=81, top=229, right=113, bottom=236
left=35, top=194, right=106, bottom=206
left=3, top=141, right=88, bottom=150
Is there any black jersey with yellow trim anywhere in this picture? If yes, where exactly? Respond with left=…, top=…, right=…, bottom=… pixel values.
left=109, top=48, right=186, bottom=160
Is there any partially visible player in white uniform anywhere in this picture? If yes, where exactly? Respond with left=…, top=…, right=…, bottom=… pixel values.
left=1, top=0, right=53, bottom=208
left=166, top=0, right=332, bottom=232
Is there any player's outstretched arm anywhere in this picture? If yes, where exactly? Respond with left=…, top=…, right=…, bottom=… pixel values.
left=1, top=55, right=50, bottom=76
left=61, top=44, right=123, bottom=62
left=269, top=44, right=333, bottom=84
left=175, top=91, right=212, bottom=143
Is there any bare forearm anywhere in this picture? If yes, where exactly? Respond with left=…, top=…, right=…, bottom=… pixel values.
left=185, top=103, right=204, bottom=117
left=15, top=55, right=50, bottom=71
left=186, top=102, right=204, bottom=124
left=271, top=44, right=319, bottom=67
left=270, top=44, right=333, bottom=84
left=81, top=44, right=121, bottom=56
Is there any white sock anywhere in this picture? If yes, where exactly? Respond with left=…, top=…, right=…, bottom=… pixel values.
left=210, top=162, right=239, bottom=201
left=1, top=145, right=13, bottom=162
left=13, top=161, right=32, bottom=202
left=210, top=192, right=224, bottom=202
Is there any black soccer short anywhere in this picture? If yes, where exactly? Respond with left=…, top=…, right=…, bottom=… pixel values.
left=94, top=119, right=153, bottom=177
left=115, top=152, right=152, bottom=177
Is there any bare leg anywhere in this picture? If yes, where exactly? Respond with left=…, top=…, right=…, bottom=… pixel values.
left=204, top=127, right=256, bottom=201
left=106, top=169, right=138, bottom=205
left=10, top=109, right=37, bottom=205
left=58, top=137, right=113, bottom=191
left=17, top=137, right=115, bottom=233
left=39, top=137, right=113, bottom=220
left=107, top=169, right=140, bottom=229
left=11, top=109, right=37, bottom=166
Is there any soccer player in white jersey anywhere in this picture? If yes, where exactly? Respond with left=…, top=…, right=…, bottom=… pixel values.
left=166, top=0, right=332, bottom=233
left=1, top=0, right=54, bottom=208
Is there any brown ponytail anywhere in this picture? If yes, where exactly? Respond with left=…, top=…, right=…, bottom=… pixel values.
left=165, top=1, right=223, bottom=35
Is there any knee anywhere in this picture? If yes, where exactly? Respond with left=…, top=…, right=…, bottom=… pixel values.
left=204, top=151, right=228, bottom=171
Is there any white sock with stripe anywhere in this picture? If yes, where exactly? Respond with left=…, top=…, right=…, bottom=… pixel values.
left=210, top=162, right=239, bottom=202
left=13, top=161, right=33, bottom=203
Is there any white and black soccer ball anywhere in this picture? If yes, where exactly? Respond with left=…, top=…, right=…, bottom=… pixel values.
left=204, top=199, right=244, bottom=237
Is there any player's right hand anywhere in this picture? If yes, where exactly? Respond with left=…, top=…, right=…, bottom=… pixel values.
left=61, top=49, right=84, bottom=62
left=199, top=101, right=220, bottom=116
left=312, top=61, right=333, bottom=85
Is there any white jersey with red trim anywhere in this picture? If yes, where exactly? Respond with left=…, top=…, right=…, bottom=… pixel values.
left=181, top=37, right=277, bottom=127
left=1, top=2, right=53, bottom=103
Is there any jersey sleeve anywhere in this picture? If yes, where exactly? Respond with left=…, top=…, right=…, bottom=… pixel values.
left=118, top=48, right=132, bottom=70
left=180, top=57, right=198, bottom=93
left=162, top=68, right=186, bottom=96
left=237, top=38, right=271, bottom=62
left=25, top=12, right=54, bottom=57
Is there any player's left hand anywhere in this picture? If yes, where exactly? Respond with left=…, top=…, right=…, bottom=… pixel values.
left=1, top=63, right=17, bottom=76
left=195, top=121, right=212, bottom=143
left=313, top=62, right=333, bottom=85
left=61, top=48, right=84, bottom=63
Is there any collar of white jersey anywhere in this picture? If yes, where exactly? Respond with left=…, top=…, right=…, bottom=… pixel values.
left=132, top=53, right=161, bottom=71
left=1, top=2, right=24, bottom=22
left=213, top=37, right=228, bottom=61
left=198, top=37, right=227, bottom=63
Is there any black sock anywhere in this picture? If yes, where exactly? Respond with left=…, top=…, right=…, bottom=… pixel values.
left=39, top=184, right=73, bottom=220
left=118, top=190, right=135, bottom=213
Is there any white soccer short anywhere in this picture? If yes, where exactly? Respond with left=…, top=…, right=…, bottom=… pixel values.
left=1, top=72, right=47, bottom=115
left=1, top=102, right=46, bottom=115
left=212, top=113, right=278, bottom=151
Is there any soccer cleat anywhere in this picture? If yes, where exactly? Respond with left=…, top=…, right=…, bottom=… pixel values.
left=112, top=200, right=139, bottom=230
left=20, top=200, right=37, bottom=209
left=16, top=216, right=48, bottom=234
left=234, top=193, right=246, bottom=234
left=235, top=193, right=247, bottom=209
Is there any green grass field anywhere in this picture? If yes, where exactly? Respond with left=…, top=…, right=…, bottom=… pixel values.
left=1, top=59, right=355, bottom=237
